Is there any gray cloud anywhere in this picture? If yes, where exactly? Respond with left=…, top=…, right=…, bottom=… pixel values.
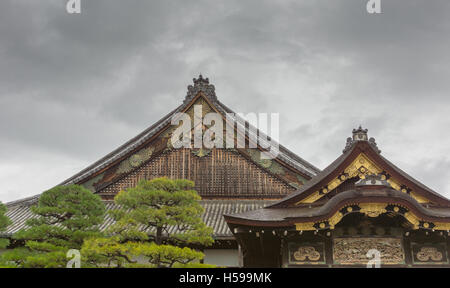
left=1, top=0, right=450, bottom=202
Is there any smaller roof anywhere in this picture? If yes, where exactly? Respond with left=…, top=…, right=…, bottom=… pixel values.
left=224, top=128, right=450, bottom=231
left=269, top=127, right=450, bottom=208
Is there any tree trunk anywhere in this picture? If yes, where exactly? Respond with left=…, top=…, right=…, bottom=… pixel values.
left=156, top=227, right=162, bottom=245
left=156, top=227, right=163, bottom=268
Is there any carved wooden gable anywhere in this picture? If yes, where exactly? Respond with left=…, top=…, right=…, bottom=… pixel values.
left=96, top=147, right=296, bottom=199
left=77, top=83, right=314, bottom=199
left=298, top=153, right=431, bottom=205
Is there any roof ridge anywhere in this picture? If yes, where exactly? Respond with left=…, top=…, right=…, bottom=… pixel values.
left=5, top=193, right=40, bottom=208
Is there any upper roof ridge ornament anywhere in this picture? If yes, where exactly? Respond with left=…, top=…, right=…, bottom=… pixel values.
left=343, top=126, right=381, bottom=154
left=184, top=74, right=217, bottom=104
left=353, top=125, right=368, bottom=141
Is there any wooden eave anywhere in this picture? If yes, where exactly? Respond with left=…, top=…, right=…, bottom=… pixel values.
left=224, top=187, right=450, bottom=228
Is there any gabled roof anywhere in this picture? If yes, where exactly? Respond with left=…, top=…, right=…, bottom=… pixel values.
left=269, top=127, right=450, bottom=208
left=5, top=75, right=319, bottom=207
left=224, top=128, right=450, bottom=231
left=59, top=75, right=319, bottom=188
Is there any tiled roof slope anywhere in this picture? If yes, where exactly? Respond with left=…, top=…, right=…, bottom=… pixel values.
left=3, top=199, right=274, bottom=239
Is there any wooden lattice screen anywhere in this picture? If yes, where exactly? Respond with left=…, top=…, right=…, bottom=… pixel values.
left=98, top=148, right=295, bottom=199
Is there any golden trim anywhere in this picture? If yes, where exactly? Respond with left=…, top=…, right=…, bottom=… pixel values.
left=293, top=202, right=450, bottom=231
left=328, top=212, right=344, bottom=229
left=433, top=222, right=450, bottom=230
left=410, top=192, right=430, bottom=203
left=296, top=153, right=430, bottom=205
left=359, top=203, right=387, bottom=218
left=387, top=179, right=401, bottom=191
left=345, top=153, right=382, bottom=178
left=402, top=212, right=420, bottom=229
left=295, top=222, right=316, bottom=231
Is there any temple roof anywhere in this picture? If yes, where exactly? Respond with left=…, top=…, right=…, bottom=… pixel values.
left=225, top=186, right=450, bottom=225
left=58, top=75, right=319, bottom=187
left=3, top=76, right=321, bottom=239
left=224, top=128, right=450, bottom=231
left=269, top=127, right=450, bottom=208
left=5, top=75, right=320, bottom=208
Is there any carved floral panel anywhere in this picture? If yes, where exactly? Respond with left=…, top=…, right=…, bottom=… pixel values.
left=333, top=237, right=405, bottom=265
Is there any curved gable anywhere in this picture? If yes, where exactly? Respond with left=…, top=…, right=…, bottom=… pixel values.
left=269, top=127, right=450, bottom=208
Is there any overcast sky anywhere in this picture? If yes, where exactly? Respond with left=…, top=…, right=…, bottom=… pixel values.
left=1, top=0, right=449, bottom=202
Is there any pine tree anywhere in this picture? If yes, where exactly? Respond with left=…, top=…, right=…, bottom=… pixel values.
left=82, top=177, right=214, bottom=267
left=1, top=185, right=105, bottom=268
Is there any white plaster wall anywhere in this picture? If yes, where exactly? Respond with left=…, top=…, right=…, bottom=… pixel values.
left=203, top=249, right=240, bottom=267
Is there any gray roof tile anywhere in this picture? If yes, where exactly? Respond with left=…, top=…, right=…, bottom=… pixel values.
left=2, top=199, right=274, bottom=239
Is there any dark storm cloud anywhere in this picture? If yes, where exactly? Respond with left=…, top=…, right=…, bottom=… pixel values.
left=1, top=0, right=450, bottom=201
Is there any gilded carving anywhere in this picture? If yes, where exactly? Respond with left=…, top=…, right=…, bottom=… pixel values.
left=117, top=146, right=155, bottom=174
left=129, top=154, right=142, bottom=167
left=82, top=172, right=105, bottom=192
left=410, top=192, right=429, bottom=203
left=333, top=238, right=404, bottom=265
left=411, top=243, right=448, bottom=264
left=293, top=202, right=439, bottom=231
left=417, top=247, right=443, bottom=262
left=328, top=212, right=344, bottom=229
left=295, top=222, right=316, bottom=231
left=293, top=246, right=321, bottom=261
left=404, top=212, right=420, bottom=229
left=288, top=242, right=325, bottom=265
left=259, top=159, right=272, bottom=169
left=359, top=203, right=387, bottom=218
left=247, top=149, right=285, bottom=175
left=297, top=153, right=430, bottom=204
left=344, top=154, right=382, bottom=180
left=192, top=148, right=211, bottom=157
left=117, top=159, right=133, bottom=174
left=432, top=222, right=450, bottom=230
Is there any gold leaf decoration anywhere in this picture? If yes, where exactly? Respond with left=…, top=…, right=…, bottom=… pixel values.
left=117, top=146, right=155, bottom=174
left=82, top=173, right=104, bottom=192
left=293, top=247, right=321, bottom=261
left=297, top=153, right=430, bottom=204
left=417, top=247, right=443, bottom=262
left=192, top=148, right=211, bottom=157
